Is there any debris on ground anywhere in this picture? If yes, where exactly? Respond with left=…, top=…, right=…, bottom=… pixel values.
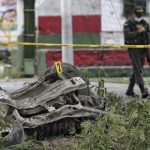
left=0, top=63, right=106, bottom=148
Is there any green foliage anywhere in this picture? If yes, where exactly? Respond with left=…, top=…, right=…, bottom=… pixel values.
left=8, top=137, right=74, bottom=150
left=80, top=68, right=90, bottom=85
left=75, top=100, right=150, bottom=150
left=80, top=68, right=89, bottom=78
left=74, top=85, right=150, bottom=150
left=11, top=140, right=34, bottom=150
left=4, top=67, right=24, bottom=79
left=6, top=138, right=51, bottom=150
left=97, top=68, right=108, bottom=77
left=0, top=116, right=12, bottom=131
left=0, top=139, right=5, bottom=150
left=97, top=79, right=107, bottom=97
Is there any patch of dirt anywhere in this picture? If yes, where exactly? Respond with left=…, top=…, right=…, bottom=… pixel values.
left=46, top=136, right=74, bottom=150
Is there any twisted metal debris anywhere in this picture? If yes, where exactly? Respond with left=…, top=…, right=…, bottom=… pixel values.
left=0, top=63, right=106, bottom=147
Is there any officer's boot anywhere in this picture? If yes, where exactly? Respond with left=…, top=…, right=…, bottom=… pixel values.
left=126, top=81, right=139, bottom=97
left=139, top=84, right=150, bottom=98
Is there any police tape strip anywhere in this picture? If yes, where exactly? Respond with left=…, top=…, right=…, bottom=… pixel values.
left=0, top=42, right=150, bottom=48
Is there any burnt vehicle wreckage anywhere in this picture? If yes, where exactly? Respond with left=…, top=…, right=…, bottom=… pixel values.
left=0, top=63, right=107, bottom=147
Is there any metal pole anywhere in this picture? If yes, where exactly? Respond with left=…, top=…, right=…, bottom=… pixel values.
left=61, top=0, right=74, bottom=65
left=35, top=0, right=39, bottom=44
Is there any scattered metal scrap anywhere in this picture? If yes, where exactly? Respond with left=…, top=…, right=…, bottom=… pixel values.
left=0, top=63, right=106, bottom=147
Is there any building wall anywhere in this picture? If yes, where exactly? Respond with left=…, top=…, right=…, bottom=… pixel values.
left=37, top=0, right=101, bottom=45
left=1, top=0, right=149, bottom=67
left=36, top=0, right=149, bottom=68
left=101, top=0, right=125, bottom=44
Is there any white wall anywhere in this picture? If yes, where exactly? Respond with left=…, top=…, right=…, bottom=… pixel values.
left=101, top=0, right=125, bottom=44
left=37, top=0, right=125, bottom=45
left=36, top=0, right=101, bottom=16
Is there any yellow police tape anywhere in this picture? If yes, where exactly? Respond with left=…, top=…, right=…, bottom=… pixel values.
left=0, top=42, right=150, bottom=48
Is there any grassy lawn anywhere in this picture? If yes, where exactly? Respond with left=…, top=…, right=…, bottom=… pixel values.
left=90, top=77, right=150, bottom=84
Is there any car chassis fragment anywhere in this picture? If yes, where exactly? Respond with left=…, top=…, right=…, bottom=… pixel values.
left=0, top=63, right=106, bottom=147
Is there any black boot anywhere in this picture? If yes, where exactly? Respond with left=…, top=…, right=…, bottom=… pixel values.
left=139, top=84, right=150, bottom=98
left=142, top=88, right=149, bottom=98
left=126, top=81, right=139, bottom=97
left=126, top=90, right=139, bottom=97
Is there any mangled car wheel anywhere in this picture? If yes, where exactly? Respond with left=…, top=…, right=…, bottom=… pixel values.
left=2, top=121, right=24, bottom=147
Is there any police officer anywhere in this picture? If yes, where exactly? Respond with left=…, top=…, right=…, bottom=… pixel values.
left=124, top=6, right=150, bottom=98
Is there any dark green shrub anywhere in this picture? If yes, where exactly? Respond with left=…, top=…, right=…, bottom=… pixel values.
left=74, top=94, right=150, bottom=150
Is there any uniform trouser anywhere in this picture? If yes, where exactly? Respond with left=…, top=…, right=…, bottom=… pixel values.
left=128, top=48, right=147, bottom=91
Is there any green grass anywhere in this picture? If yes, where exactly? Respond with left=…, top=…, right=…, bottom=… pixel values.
left=90, top=77, right=150, bottom=84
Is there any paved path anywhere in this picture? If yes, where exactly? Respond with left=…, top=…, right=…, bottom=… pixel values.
left=91, top=82, right=150, bottom=99
left=105, top=83, right=139, bottom=97
left=0, top=78, right=37, bottom=92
